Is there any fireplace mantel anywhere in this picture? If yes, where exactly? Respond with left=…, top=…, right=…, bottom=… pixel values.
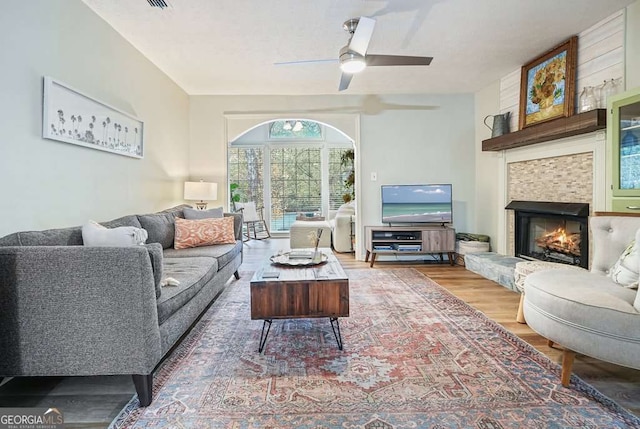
left=482, top=109, right=606, bottom=152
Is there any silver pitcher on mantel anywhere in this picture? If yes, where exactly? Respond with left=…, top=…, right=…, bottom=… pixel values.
left=484, top=112, right=511, bottom=138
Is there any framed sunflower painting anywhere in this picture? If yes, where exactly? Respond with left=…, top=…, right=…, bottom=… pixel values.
left=518, top=36, right=578, bottom=129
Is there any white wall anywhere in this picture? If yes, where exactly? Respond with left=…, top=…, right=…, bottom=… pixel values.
left=627, top=0, right=640, bottom=89
left=0, top=0, right=190, bottom=236
left=190, top=94, right=476, bottom=259
left=474, top=81, right=502, bottom=248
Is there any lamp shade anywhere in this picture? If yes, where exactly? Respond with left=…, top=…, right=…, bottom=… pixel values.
left=184, top=181, right=218, bottom=201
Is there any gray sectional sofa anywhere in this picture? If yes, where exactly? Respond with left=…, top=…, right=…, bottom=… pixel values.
left=0, top=205, right=243, bottom=406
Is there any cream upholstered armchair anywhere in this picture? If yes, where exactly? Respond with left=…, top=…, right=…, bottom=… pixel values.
left=329, top=201, right=355, bottom=253
left=523, top=213, right=640, bottom=387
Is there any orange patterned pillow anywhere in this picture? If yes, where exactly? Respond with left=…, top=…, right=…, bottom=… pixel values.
left=174, top=216, right=236, bottom=249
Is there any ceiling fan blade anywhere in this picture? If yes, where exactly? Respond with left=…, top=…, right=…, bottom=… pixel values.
left=366, top=55, right=433, bottom=67
left=274, top=59, right=338, bottom=66
left=349, top=16, right=376, bottom=56
left=338, top=73, right=353, bottom=91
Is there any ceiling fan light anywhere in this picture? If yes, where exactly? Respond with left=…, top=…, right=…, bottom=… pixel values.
left=339, top=52, right=366, bottom=74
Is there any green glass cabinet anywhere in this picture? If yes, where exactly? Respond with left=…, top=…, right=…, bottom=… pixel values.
left=610, top=87, right=640, bottom=212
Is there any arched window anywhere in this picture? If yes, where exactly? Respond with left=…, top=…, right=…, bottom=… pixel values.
left=230, top=120, right=352, bottom=232
left=268, top=120, right=323, bottom=140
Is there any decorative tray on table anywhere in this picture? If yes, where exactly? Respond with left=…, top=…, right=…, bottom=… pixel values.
left=269, top=251, right=328, bottom=267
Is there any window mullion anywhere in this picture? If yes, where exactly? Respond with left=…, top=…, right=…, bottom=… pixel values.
left=321, top=145, right=329, bottom=217
left=264, top=145, right=272, bottom=229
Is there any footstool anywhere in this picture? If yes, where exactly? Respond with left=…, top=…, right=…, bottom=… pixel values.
left=514, top=260, right=586, bottom=324
left=289, top=220, right=332, bottom=249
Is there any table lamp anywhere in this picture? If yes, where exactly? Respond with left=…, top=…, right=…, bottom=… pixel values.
left=184, top=180, right=217, bottom=210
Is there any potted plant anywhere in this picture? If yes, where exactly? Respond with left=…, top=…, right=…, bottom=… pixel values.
left=340, top=149, right=355, bottom=203
left=229, top=183, right=242, bottom=211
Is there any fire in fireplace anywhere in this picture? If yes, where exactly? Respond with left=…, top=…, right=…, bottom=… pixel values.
left=506, top=201, right=589, bottom=269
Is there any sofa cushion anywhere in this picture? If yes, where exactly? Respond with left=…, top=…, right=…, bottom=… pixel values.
left=156, top=257, right=218, bottom=324
left=101, top=215, right=143, bottom=229
left=174, top=217, right=236, bottom=249
left=0, top=233, right=21, bottom=246
left=160, top=204, right=191, bottom=216
left=144, top=243, right=164, bottom=299
left=163, top=240, right=242, bottom=271
left=82, top=220, right=148, bottom=247
left=138, top=212, right=182, bottom=249
left=15, top=227, right=84, bottom=246
left=224, top=213, right=243, bottom=241
left=183, top=207, right=223, bottom=220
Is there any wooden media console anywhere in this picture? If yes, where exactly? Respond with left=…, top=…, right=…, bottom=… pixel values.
left=365, top=225, right=456, bottom=267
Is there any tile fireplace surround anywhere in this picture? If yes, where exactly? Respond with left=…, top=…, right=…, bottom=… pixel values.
left=497, top=131, right=606, bottom=260
left=507, top=152, right=593, bottom=256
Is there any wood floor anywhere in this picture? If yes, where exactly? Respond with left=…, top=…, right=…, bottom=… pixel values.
left=1, top=237, right=638, bottom=428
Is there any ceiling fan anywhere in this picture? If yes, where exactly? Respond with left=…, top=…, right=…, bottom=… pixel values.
left=275, top=16, right=433, bottom=91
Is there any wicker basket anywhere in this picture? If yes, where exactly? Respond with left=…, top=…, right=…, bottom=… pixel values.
left=455, top=240, right=491, bottom=266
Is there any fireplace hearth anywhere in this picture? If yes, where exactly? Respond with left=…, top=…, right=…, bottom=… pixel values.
left=506, top=201, right=589, bottom=269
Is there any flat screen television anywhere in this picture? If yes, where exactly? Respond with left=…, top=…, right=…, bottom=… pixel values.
left=381, top=184, right=452, bottom=224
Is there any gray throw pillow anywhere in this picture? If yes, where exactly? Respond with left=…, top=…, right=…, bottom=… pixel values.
left=138, top=212, right=180, bottom=249
left=184, top=207, right=224, bottom=220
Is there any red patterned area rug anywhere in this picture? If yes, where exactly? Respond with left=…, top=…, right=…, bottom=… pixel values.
left=110, top=268, right=640, bottom=428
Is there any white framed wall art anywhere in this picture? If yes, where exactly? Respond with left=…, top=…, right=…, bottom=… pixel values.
left=42, top=76, right=144, bottom=158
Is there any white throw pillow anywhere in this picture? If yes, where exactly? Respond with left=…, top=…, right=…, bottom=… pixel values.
left=82, top=220, right=148, bottom=247
left=607, top=228, right=640, bottom=289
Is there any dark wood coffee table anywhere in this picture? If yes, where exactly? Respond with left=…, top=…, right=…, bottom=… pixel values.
left=250, top=248, right=349, bottom=352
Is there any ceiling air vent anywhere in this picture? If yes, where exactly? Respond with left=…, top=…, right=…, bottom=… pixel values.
left=147, top=0, right=170, bottom=8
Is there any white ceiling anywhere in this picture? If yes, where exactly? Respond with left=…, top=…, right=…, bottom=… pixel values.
left=82, top=0, right=634, bottom=95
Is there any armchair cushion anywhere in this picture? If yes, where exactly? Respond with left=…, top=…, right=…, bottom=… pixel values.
left=525, top=269, right=640, bottom=368
left=337, top=201, right=355, bottom=215
left=236, top=202, right=260, bottom=222
left=590, top=215, right=640, bottom=274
